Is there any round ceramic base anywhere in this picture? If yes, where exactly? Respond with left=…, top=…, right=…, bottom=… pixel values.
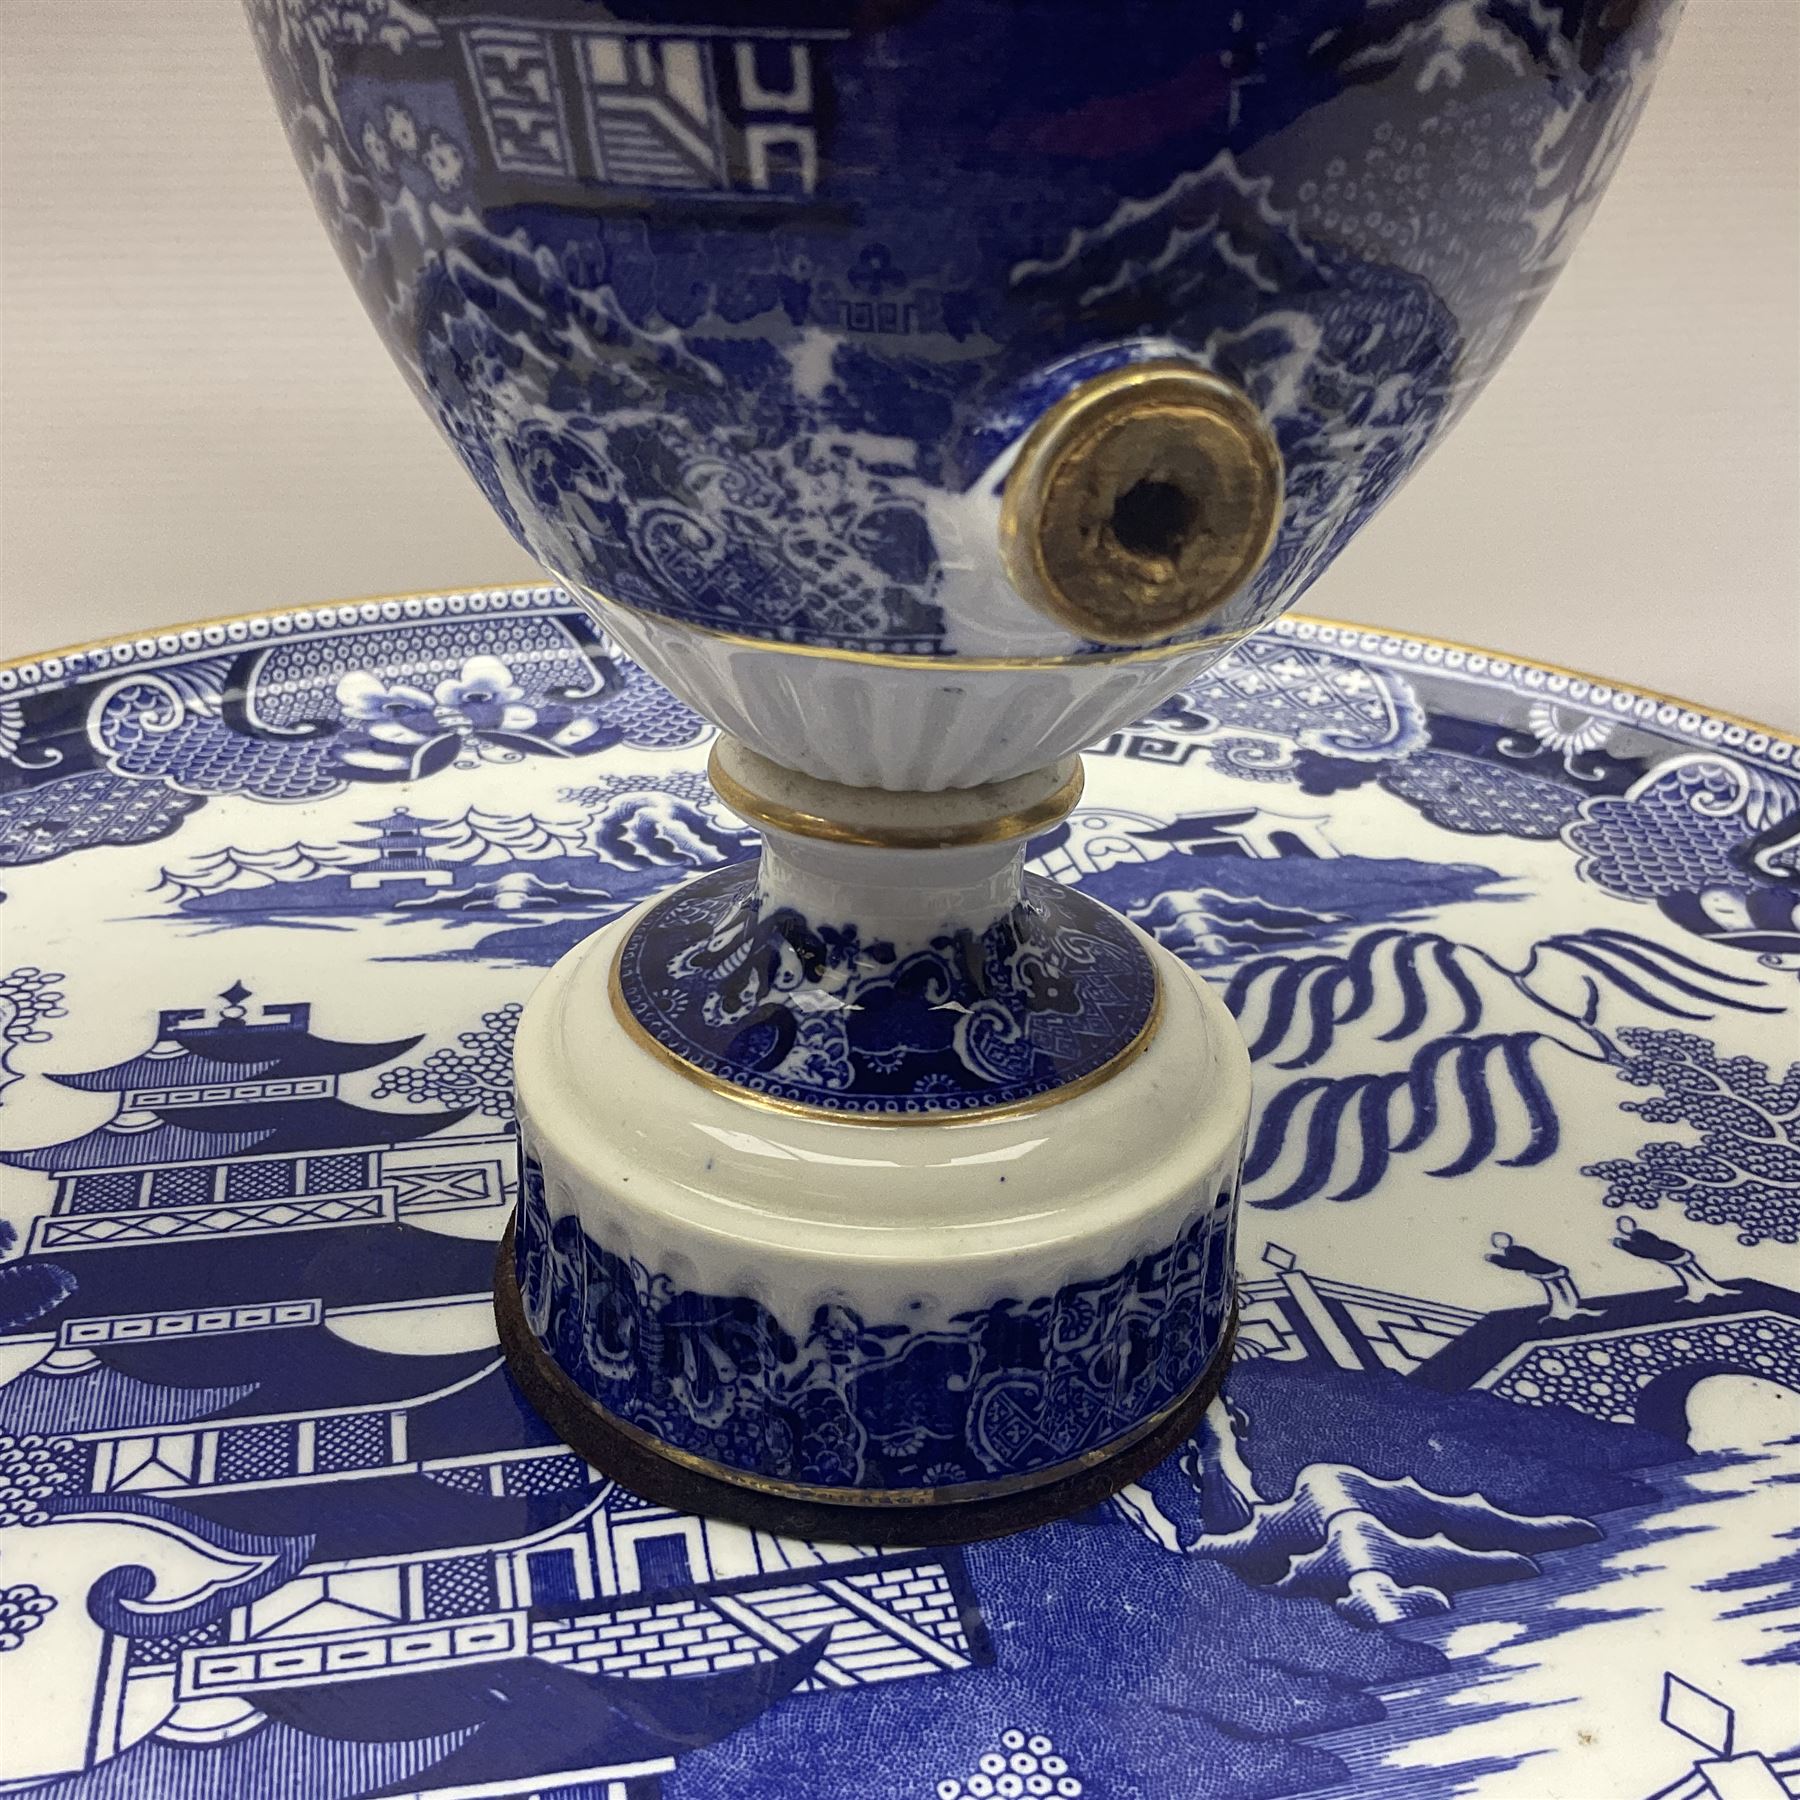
left=494, top=1220, right=1238, bottom=1545
left=509, top=899, right=1249, bottom=1530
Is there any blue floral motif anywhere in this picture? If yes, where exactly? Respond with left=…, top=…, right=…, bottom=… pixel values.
left=92, top=649, right=632, bottom=798
left=516, top=1150, right=1235, bottom=1490
left=330, top=655, right=620, bottom=780
left=0, top=600, right=716, bottom=870
left=0, top=617, right=701, bottom=831
left=615, top=863, right=1157, bottom=1116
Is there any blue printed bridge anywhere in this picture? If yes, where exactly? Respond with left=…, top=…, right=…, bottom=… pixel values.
left=1408, top=1284, right=1800, bottom=1435
left=1239, top=1244, right=1800, bottom=1436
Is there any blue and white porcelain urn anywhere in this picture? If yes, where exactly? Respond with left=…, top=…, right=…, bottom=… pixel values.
left=249, top=0, right=1681, bottom=1537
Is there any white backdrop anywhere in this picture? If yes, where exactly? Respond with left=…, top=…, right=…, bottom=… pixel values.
left=1, top=0, right=1795, bottom=730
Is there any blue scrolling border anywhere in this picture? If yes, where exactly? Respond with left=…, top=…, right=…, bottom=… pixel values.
left=514, top=1148, right=1238, bottom=1491
left=614, top=862, right=1159, bottom=1116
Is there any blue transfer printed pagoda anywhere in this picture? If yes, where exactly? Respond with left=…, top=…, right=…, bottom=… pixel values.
left=0, top=981, right=512, bottom=1344
left=3, top=981, right=471, bottom=1185
left=343, top=808, right=457, bottom=890
left=0, top=985, right=990, bottom=1798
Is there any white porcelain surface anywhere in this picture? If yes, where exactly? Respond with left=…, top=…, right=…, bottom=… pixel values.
left=598, top=596, right=1230, bottom=788
left=0, top=594, right=1795, bottom=1800
left=518, top=909, right=1247, bottom=1306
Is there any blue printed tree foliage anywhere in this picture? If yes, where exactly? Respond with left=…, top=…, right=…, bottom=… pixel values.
left=1580, top=1029, right=1800, bottom=1247
left=0, top=1433, right=77, bottom=1528
left=0, top=966, right=65, bottom=1100
left=371, top=1002, right=522, bottom=1121
left=0, top=1582, right=55, bottom=1652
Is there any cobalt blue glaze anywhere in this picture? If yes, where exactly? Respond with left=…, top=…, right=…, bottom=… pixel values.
left=615, top=861, right=1158, bottom=1115
left=515, top=1150, right=1238, bottom=1489
left=247, top=0, right=1677, bottom=655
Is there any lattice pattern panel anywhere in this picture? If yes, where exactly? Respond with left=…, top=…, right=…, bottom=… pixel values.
left=224, top=1160, right=299, bottom=1204
left=313, top=1412, right=392, bottom=1475
left=126, top=1620, right=226, bottom=1670
left=499, top=1453, right=587, bottom=1498
left=422, top=1555, right=500, bottom=1621
left=304, top=1153, right=370, bottom=1195
left=148, top=1166, right=216, bottom=1209
left=213, top=1421, right=300, bottom=1484
left=65, top=1173, right=141, bottom=1214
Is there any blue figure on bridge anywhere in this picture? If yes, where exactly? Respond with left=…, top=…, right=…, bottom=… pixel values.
left=1613, top=1216, right=1736, bottom=1305
left=1487, top=1233, right=1605, bottom=1323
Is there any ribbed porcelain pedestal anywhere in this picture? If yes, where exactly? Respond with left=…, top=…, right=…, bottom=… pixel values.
left=496, top=747, right=1251, bottom=1543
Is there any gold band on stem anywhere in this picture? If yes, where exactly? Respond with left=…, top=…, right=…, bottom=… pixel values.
left=607, top=942, right=1164, bottom=1128
left=706, top=743, right=1084, bottom=850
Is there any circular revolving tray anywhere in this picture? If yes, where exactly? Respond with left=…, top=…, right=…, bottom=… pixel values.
left=0, top=588, right=1795, bottom=1800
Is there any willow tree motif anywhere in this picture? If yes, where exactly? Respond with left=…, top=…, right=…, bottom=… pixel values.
left=1219, top=926, right=1775, bottom=1209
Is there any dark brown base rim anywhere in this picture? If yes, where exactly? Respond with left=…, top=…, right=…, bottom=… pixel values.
left=493, top=1216, right=1236, bottom=1546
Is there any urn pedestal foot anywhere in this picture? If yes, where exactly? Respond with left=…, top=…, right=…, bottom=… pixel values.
left=498, top=744, right=1251, bottom=1541
left=494, top=1222, right=1238, bottom=1545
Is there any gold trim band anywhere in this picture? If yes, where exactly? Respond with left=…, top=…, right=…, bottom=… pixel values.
left=608, top=940, right=1164, bottom=1128
left=589, top=587, right=1259, bottom=671
left=3, top=587, right=1791, bottom=750
left=574, top=1337, right=1228, bottom=1508
left=706, top=743, right=1085, bottom=850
